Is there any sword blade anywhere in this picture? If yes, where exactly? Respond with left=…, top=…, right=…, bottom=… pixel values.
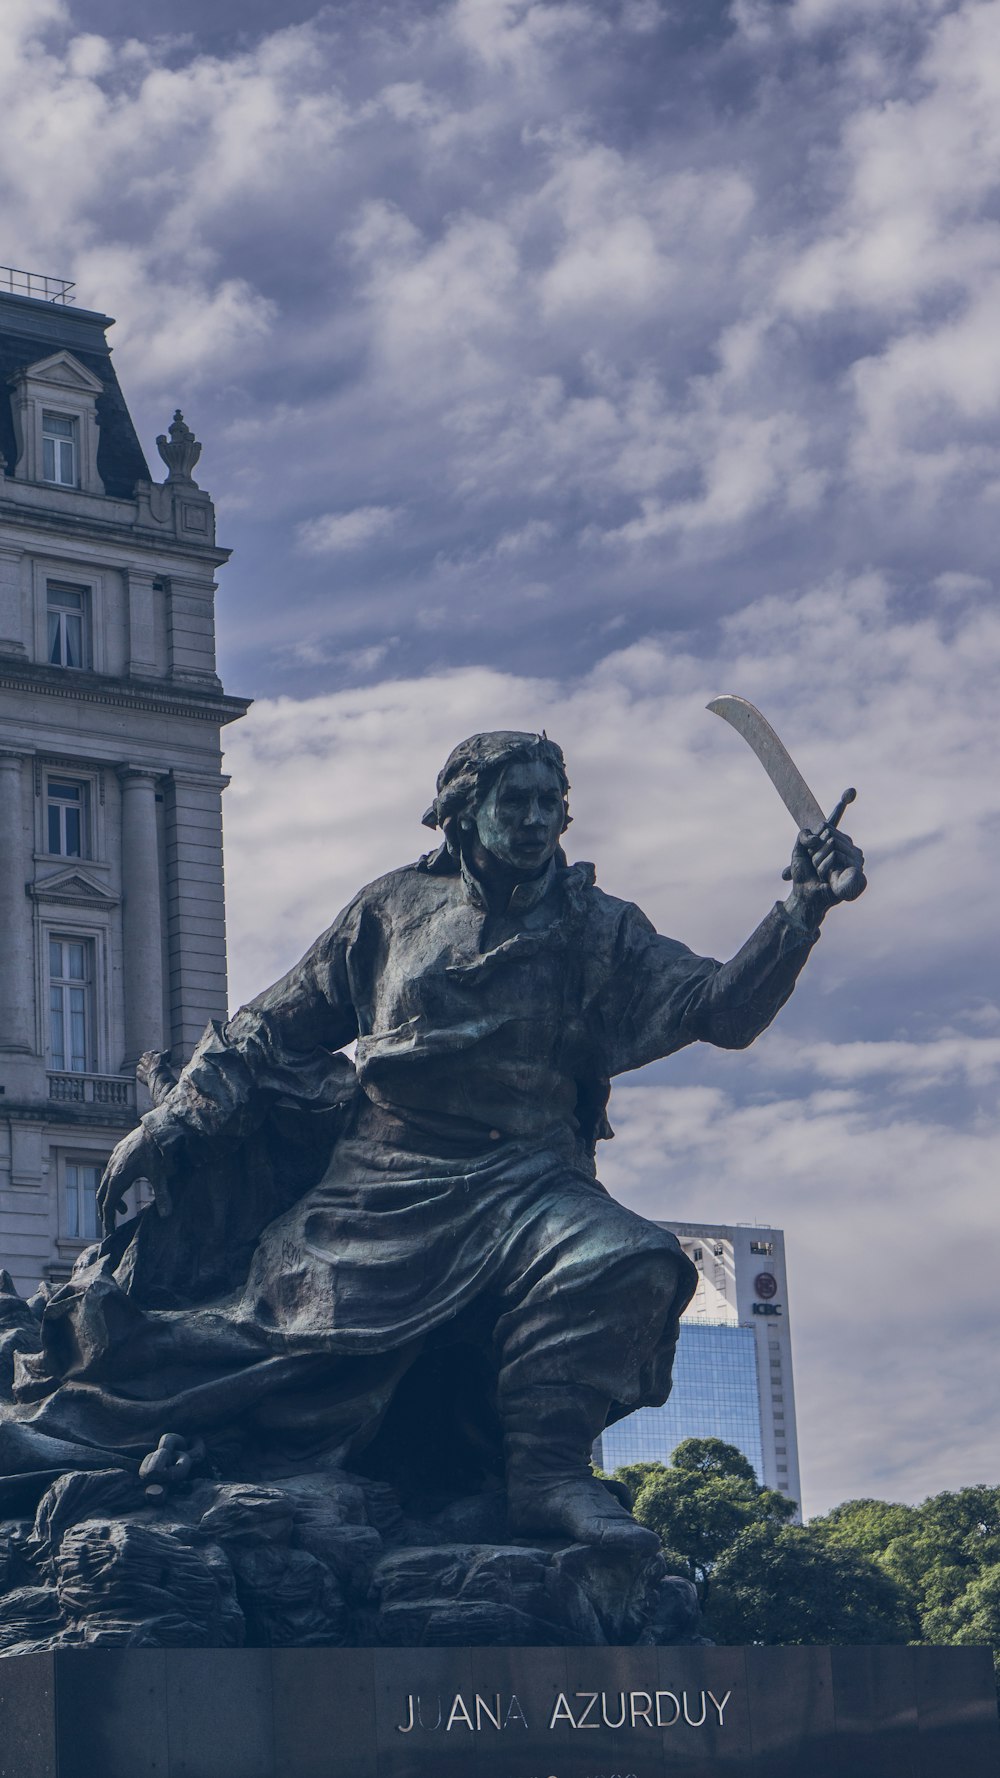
left=706, top=694, right=826, bottom=832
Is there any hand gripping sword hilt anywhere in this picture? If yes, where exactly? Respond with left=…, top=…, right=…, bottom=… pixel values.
left=781, top=786, right=866, bottom=901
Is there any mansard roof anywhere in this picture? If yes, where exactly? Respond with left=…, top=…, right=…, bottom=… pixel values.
left=0, top=290, right=150, bottom=497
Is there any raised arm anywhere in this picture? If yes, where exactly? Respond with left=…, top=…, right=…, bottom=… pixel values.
left=599, top=823, right=866, bottom=1074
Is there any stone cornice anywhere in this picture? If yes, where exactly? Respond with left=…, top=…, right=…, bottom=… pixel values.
left=1, top=1099, right=136, bottom=1131
left=0, top=658, right=251, bottom=726
left=0, top=495, right=231, bottom=568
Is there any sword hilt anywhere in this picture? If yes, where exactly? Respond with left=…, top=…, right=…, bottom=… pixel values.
left=825, top=786, right=856, bottom=832
left=781, top=787, right=866, bottom=901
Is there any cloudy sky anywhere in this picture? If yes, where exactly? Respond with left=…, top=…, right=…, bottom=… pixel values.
left=5, top=0, right=998, bottom=1518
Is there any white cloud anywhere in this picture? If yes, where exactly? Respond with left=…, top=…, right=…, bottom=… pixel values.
left=0, top=12, right=349, bottom=396
left=451, top=0, right=602, bottom=74
left=296, top=505, right=402, bottom=555
left=848, top=281, right=1000, bottom=492
left=222, top=572, right=998, bottom=1002
left=777, top=2, right=1000, bottom=321
left=349, top=205, right=523, bottom=399
left=3, top=0, right=996, bottom=560
left=66, top=31, right=111, bottom=77
left=787, top=0, right=951, bottom=31
left=620, top=0, right=663, bottom=30
left=492, top=518, right=556, bottom=555
left=760, top=1033, right=1000, bottom=1091
left=600, top=1075, right=1000, bottom=1514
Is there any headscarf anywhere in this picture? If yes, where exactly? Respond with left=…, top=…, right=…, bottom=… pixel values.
left=421, top=730, right=571, bottom=856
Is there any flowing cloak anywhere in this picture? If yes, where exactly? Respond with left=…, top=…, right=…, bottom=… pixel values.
left=0, top=852, right=820, bottom=1508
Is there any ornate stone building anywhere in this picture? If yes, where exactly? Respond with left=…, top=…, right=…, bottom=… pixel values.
left=0, top=273, right=249, bottom=1292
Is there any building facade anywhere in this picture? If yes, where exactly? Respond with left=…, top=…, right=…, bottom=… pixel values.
left=596, top=1220, right=802, bottom=1509
left=0, top=277, right=248, bottom=1294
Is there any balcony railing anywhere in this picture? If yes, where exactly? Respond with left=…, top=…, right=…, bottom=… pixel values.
left=48, top=1072, right=135, bottom=1110
left=0, top=265, right=75, bottom=305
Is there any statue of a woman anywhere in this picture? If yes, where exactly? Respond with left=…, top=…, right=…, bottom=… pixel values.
left=0, top=731, right=864, bottom=1547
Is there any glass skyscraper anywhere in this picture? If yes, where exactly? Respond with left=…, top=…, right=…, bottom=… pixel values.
left=594, top=1221, right=801, bottom=1512
left=600, top=1322, right=765, bottom=1479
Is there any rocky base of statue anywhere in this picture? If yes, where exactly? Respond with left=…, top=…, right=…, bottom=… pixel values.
left=0, top=1464, right=704, bottom=1652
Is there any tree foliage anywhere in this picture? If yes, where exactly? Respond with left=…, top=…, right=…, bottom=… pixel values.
left=811, top=1485, right=1000, bottom=1666
left=708, top=1522, right=918, bottom=1646
left=615, top=1437, right=794, bottom=1606
left=611, top=1443, right=1000, bottom=1661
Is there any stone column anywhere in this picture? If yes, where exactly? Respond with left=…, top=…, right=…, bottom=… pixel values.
left=126, top=569, right=160, bottom=679
left=118, top=766, right=164, bottom=1067
left=0, top=750, right=32, bottom=1051
left=0, top=545, right=25, bottom=658
left=167, top=575, right=219, bottom=685
left=165, top=771, right=228, bottom=1059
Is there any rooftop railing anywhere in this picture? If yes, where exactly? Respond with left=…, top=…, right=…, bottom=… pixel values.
left=0, top=265, right=76, bottom=305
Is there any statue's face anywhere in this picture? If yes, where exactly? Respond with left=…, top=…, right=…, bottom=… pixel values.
left=473, top=758, right=565, bottom=875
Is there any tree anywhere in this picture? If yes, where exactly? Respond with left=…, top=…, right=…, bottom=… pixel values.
left=671, top=1436, right=759, bottom=1485
left=612, top=1446, right=1000, bottom=1667
left=808, top=1496, right=919, bottom=1561
left=612, top=1438, right=794, bottom=1606
left=812, top=1485, right=1000, bottom=1671
left=925, top=1564, right=1000, bottom=1654
left=706, top=1521, right=918, bottom=1646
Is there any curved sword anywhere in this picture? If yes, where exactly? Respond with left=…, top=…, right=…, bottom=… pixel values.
left=707, top=694, right=865, bottom=901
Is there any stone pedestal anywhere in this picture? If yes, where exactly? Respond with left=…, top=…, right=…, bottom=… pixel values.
left=0, top=1642, right=996, bottom=1778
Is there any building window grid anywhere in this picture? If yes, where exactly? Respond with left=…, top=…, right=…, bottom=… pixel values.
left=599, top=1324, right=766, bottom=1482
left=46, top=777, right=87, bottom=857
left=42, top=411, right=77, bottom=486
left=47, top=584, right=87, bottom=668
left=48, top=935, right=93, bottom=1073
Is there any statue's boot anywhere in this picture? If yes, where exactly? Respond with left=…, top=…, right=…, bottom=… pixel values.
left=503, top=1383, right=659, bottom=1555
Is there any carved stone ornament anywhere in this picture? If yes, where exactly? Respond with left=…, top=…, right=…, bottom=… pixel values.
left=156, top=410, right=202, bottom=485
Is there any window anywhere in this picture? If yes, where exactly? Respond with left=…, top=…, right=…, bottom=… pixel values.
left=47, top=584, right=87, bottom=667
left=750, top=1240, right=773, bottom=1256
left=64, top=1159, right=102, bottom=1241
left=42, top=411, right=77, bottom=486
left=692, top=1247, right=703, bottom=1262
left=48, top=936, right=93, bottom=1072
left=46, top=777, right=87, bottom=857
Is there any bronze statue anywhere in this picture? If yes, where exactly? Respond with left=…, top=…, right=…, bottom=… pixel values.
left=0, top=729, right=864, bottom=1565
